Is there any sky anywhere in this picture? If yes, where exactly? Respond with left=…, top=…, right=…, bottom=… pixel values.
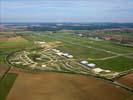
left=0, top=0, right=133, bottom=23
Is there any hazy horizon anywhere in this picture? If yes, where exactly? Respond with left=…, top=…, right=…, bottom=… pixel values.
left=1, top=0, right=133, bottom=23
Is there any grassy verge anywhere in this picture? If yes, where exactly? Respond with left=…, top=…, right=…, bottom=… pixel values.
left=0, top=73, right=17, bottom=100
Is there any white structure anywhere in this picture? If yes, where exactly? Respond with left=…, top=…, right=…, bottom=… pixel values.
left=80, top=61, right=88, bottom=64
left=87, top=63, right=96, bottom=68
left=78, top=34, right=83, bottom=36
left=42, top=65, right=46, bottom=68
left=67, top=55, right=73, bottom=58
left=36, top=58, right=42, bottom=61
left=63, top=53, right=69, bottom=56
left=92, top=68, right=103, bottom=73
left=113, top=72, right=119, bottom=76
left=34, top=41, right=46, bottom=47
left=22, top=63, right=27, bottom=65
left=52, top=49, right=60, bottom=53
left=105, top=70, right=111, bottom=73
left=34, top=41, right=46, bottom=44
left=63, top=53, right=74, bottom=58
left=15, top=62, right=22, bottom=64
left=56, top=52, right=63, bottom=56
left=55, top=50, right=74, bottom=58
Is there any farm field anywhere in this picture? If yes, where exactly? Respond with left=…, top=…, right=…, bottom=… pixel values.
left=1, top=0, right=133, bottom=99
left=0, top=31, right=133, bottom=100
left=0, top=63, right=9, bottom=79
left=0, top=36, right=34, bottom=49
left=117, top=73, right=133, bottom=89
left=0, top=73, right=17, bottom=100
left=0, top=34, right=36, bottom=99
left=7, top=72, right=133, bottom=100
left=0, top=35, right=36, bottom=74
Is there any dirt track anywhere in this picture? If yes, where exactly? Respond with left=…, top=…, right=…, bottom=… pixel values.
left=7, top=71, right=133, bottom=100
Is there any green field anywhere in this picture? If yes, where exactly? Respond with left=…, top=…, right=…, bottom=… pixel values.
left=1, top=31, right=133, bottom=73
left=57, top=43, right=114, bottom=59
left=0, top=37, right=35, bottom=67
left=27, top=32, right=133, bottom=72
left=0, top=37, right=34, bottom=49
left=91, top=57, right=133, bottom=71
left=0, top=35, right=36, bottom=99
left=0, top=31, right=133, bottom=99
left=0, top=73, right=17, bottom=100
left=0, top=36, right=35, bottom=80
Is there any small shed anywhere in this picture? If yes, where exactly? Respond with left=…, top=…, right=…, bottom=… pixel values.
left=87, top=63, right=96, bottom=68
left=42, top=65, right=46, bottom=68
left=81, top=61, right=88, bottom=64
left=92, top=68, right=103, bottom=73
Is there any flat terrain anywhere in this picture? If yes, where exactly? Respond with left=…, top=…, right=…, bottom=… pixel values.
left=0, top=73, right=17, bottom=100
left=117, top=73, right=133, bottom=89
left=0, top=36, right=34, bottom=48
left=7, top=72, right=132, bottom=100
left=0, top=65, right=9, bottom=79
left=0, top=35, right=36, bottom=99
left=38, top=32, right=133, bottom=71
left=0, top=31, right=133, bottom=100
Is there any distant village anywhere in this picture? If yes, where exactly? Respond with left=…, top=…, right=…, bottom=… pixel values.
left=74, top=29, right=133, bottom=45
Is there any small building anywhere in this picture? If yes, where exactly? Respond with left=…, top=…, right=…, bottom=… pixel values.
left=15, top=62, right=22, bottom=64
left=113, top=72, right=119, bottom=76
left=36, top=58, right=42, bottom=61
left=52, top=49, right=60, bottom=53
left=87, top=63, right=96, bottom=68
left=56, top=52, right=63, bottom=56
left=42, top=65, right=46, bottom=68
left=67, top=55, right=73, bottom=58
left=92, top=68, right=103, bottom=73
left=80, top=61, right=88, bottom=64
left=63, top=53, right=69, bottom=56
left=39, top=42, right=46, bottom=44
left=34, top=41, right=46, bottom=44
left=78, top=34, right=83, bottom=36
left=22, top=63, right=27, bottom=65
left=105, top=70, right=111, bottom=73
left=56, top=50, right=60, bottom=53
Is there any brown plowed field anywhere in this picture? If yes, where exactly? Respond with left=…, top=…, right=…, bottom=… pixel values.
left=0, top=32, right=15, bottom=34
left=0, top=38, right=8, bottom=42
left=7, top=72, right=132, bottom=100
left=0, top=65, right=9, bottom=79
left=117, top=73, right=133, bottom=89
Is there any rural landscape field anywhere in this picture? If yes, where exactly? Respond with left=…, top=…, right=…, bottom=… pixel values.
left=0, top=0, right=133, bottom=100
left=0, top=26, right=133, bottom=100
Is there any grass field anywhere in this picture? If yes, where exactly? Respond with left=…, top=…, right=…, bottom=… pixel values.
left=0, top=36, right=34, bottom=77
left=0, top=36, right=34, bottom=49
left=91, top=57, right=133, bottom=71
left=28, top=32, right=133, bottom=72
left=57, top=43, right=114, bottom=59
left=0, top=73, right=17, bottom=100
left=47, top=32, right=133, bottom=54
